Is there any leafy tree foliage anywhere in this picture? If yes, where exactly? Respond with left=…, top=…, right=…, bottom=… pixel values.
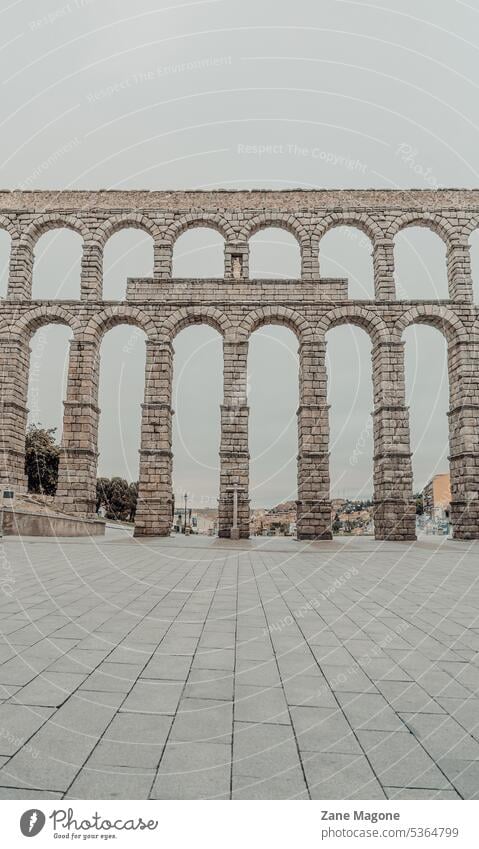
left=25, top=424, right=60, bottom=495
left=96, top=477, right=138, bottom=522
left=415, top=492, right=424, bottom=515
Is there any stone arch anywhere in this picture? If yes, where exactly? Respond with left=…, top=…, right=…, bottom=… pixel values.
left=18, top=216, right=89, bottom=301
left=0, top=214, right=19, bottom=241
left=318, top=305, right=389, bottom=345
left=387, top=213, right=456, bottom=245
left=161, top=306, right=232, bottom=342
left=167, top=214, right=235, bottom=245
left=169, top=218, right=229, bottom=279
left=460, top=216, right=479, bottom=239
left=390, top=215, right=457, bottom=300
left=0, top=217, right=16, bottom=299
left=237, top=307, right=314, bottom=343
left=94, top=214, right=161, bottom=248
left=314, top=212, right=383, bottom=243
left=96, top=216, right=158, bottom=299
left=83, top=306, right=159, bottom=344
left=12, top=304, right=82, bottom=341
left=464, top=221, right=479, bottom=305
left=315, top=216, right=377, bottom=298
left=23, top=214, right=92, bottom=247
left=393, top=305, right=468, bottom=344
left=238, top=213, right=308, bottom=244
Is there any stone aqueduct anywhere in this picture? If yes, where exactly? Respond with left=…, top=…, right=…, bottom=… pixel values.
left=0, top=189, right=478, bottom=541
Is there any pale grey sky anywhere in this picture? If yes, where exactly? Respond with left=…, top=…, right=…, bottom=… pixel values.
left=2, top=0, right=479, bottom=506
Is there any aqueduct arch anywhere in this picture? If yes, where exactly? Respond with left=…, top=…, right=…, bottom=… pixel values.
left=0, top=189, right=478, bottom=540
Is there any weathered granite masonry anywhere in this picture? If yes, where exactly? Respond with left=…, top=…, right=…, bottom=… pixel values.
left=0, top=189, right=478, bottom=540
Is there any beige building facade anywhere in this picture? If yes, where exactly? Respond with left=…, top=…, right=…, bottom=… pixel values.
left=423, top=473, right=452, bottom=521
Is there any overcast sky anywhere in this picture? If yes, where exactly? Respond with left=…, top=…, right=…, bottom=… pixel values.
left=2, top=0, right=479, bottom=506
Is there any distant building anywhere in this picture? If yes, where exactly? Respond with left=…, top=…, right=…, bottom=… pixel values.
left=423, top=473, right=451, bottom=521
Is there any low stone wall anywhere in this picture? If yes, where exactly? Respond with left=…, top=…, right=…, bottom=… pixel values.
left=2, top=508, right=105, bottom=537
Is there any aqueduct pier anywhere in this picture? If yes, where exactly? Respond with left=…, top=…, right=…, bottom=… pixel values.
left=0, top=188, right=478, bottom=540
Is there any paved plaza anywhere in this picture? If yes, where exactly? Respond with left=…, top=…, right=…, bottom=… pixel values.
left=0, top=532, right=478, bottom=800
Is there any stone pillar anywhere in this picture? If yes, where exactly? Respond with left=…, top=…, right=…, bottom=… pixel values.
left=225, top=244, right=249, bottom=280
left=134, top=340, right=174, bottom=536
left=373, top=239, right=396, bottom=300
left=7, top=239, right=33, bottom=300
left=0, top=336, right=30, bottom=493
left=154, top=241, right=172, bottom=279
left=301, top=238, right=320, bottom=280
left=447, top=243, right=474, bottom=302
left=296, top=340, right=332, bottom=539
left=448, top=339, right=479, bottom=539
left=55, top=340, right=100, bottom=516
left=218, top=339, right=250, bottom=538
left=372, top=340, right=416, bottom=540
left=80, top=242, right=103, bottom=300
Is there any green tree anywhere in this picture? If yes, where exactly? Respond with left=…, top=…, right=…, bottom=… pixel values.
left=96, top=477, right=110, bottom=513
left=415, top=492, right=424, bottom=516
left=95, top=478, right=139, bottom=522
left=128, top=482, right=138, bottom=522
left=25, top=425, right=60, bottom=495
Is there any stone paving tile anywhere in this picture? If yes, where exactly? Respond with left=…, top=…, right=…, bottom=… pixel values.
left=66, top=766, right=155, bottom=799
left=107, top=642, right=157, bottom=664
left=0, top=787, right=64, bottom=799
left=291, top=706, right=362, bottom=755
left=10, top=671, right=88, bottom=707
left=0, top=691, right=123, bottom=792
left=236, top=638, right=274, bottom=662
left=184, top=668, right=234, bottom=701
left=0, top=685, right=21, bottom=700
left=320, top=664, right=378, bottom=694
left=375, top=680, right=445, bottom=713
left=358, top=659, right=412, bottom=681
left=198, top=632, right=235, bottom=650
left=438, top=661, right=479, bottom=690
left=337, top=692, right=409, bottom=733
left=120, top=680, right=184, bottom=715
left=234, top=685, right=290, bottom=724
left=356, top=730, right=454, bottom=790
left=1, top=536, right=479, bottom=799
left=400, top=712, right=479, bottom=762
left=232, top=721, right=308, bottom=799
left=384, top=786, right=462, bottom=799
left=151, top=742, right=231, bottom=799
left=48, top=648, right=111, bottom=674
left=141, top=654, right=192, bottom=681
left=282, top=674, right=338, bottom=708
left=311, top=646, right=357, bottom=666
left=191, top=648, right=235, bottom=671
left=158, top=637, right=200, bottom=656
left=169, top=698, right=233, bottom=744
left=235, top=657, right=281, bottom=687
left=0, top=657, right=47, bottom=686
left=302, top=751, right=386, bottom=799
left=437, top=697, right=479, bottom=736
left=79, top=662, right=142, bottom=693
left=0, top=704, right=54, bottom=756
left=434, top=759, right=479, bottom=798
left=85, top=714, right=172, bottom=769
left=416, top=670, right=471, bottom=699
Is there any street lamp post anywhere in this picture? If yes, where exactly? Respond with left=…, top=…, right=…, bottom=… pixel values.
left=184, top=492, right=188, bottom=535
